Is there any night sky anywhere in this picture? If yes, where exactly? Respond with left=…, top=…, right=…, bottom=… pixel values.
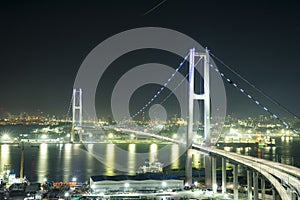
left=0, top=0, right=300, bottom=119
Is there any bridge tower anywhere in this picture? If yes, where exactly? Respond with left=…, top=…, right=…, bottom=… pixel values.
left=185, top=48, right=211, bottom=186
left=71, top=88, right=83, bottom=142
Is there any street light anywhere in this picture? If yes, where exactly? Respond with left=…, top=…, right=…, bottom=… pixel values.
left=65, top=192, right=69, bottom=199
left=2, top=134, right=10, bottom=141
left=130, top=134, right=135, bottom=139
left=72, top=177, right=77, bottom=182
left=41, top=134, right=48, bottom=139
left=162, top=181, right=167, bottom=188
left=124, top=182, right=130, bottom=193
left=108, top=133, right=114, bottom=139
left=213, top=183, right=218, bottom=193
left=194, top=181, right=198, bottom=187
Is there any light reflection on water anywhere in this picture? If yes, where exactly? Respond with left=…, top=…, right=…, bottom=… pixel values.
left=222, top=137, right=299, bottom=167
left=1, top=144, right=10, bottom=171
left=65, top=143, right=72, bottom=178
left=0, top=143, right=187, bottom=182
left=149, top=143, right=158, bottom=163
left=0, top=137, right=298, bottom=182
left=127, top=144, right=136, bottom=175
left=105, top=144, right=115, bottom=176
left=170, top=144, right=179, bottom=169
left=192, top=153, right=200, bottom=169
left=37, top=143, right=48, bottom=182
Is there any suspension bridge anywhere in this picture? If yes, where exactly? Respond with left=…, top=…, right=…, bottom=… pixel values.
left=69, top=48, right=300, bottom=200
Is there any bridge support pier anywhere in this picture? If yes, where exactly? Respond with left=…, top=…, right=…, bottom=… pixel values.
left=221, top=157, right=226, bottom=193
left=185, top=148, right=193, bottom=185
left=205, top=156, right=212, bottom=188
left=272, top=187, right=276, bottom=200
left=261, top=176, right=265, bottom=200
left=247, top=170, right=252, bottom=200
left=253, top=171, right=259, bottom=200
left=212, top=156, right=217, bottom=193
left=233, top=164, right=238, bottom=200
left=72, top=88, right=83, bottom=143
left=187, top=48, right=211, bottom=187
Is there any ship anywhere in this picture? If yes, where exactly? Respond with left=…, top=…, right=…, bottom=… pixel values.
left=137, top=159, right=163, bottom=174
left=256, top=135, right=276, bottom=148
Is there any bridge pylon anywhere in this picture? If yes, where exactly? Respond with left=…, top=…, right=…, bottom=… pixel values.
left=185, top=48, right=211, bottom=186
left=71, top=88, right=83, bottom=142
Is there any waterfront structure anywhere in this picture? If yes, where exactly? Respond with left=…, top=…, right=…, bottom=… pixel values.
left=90, top=174, right=183, bottom=194
left=72, top=88, right=83, bottom=142
left=137, top=159, right=163, bottom=174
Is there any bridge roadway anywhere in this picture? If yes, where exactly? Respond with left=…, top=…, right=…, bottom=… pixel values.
left=193, top=144, right=298, bottom=198
left=118, top=128, right=300, bottom=199
left=220, top=150, right=300, bottom=195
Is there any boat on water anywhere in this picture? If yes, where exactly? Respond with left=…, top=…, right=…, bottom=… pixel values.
left=137, top=159, right=163, bottom=174
left=256, top=135, right=276, bottom=148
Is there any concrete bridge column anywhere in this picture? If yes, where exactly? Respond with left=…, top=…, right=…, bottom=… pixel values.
left=221, top=157, right=226, bottom=193
left=212, top=156, right=217, bottom=193
left=261, top=176, right=265, bottom=200
left=272, top=187, right=276, bottom=200
left=185, top=148, right=193, bottom=185
left=205, top=156, right=212, bottom=188
left=247, top=170, right=252, bottom=200
left=253, top=171, right=259, bottom=200
left=233, top=163, right=238, bottom=200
